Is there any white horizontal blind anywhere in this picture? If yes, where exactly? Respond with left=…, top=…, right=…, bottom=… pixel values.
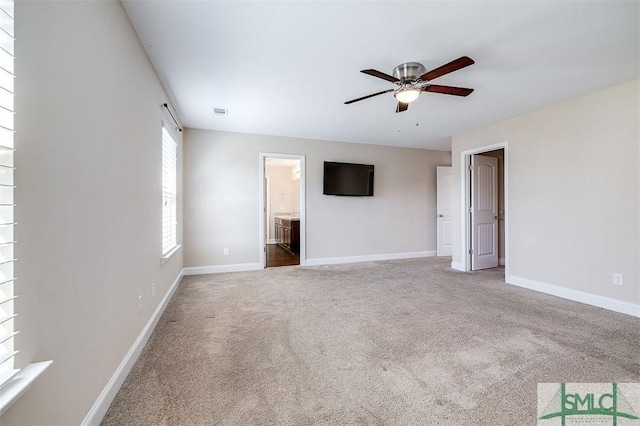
left=0, top=0, right=16, bottom=388
left=161, top=126, right=177, bottom=256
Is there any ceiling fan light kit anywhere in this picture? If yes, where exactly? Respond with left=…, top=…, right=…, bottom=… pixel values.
left=345, top=56, right=475, bottom=113
left=394, top=86, right=421, bottom=104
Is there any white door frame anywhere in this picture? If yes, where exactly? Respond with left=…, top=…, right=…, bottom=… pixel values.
left=459, top=141, right=509, bottom=274
left=259, top=152, right=306, bottom=268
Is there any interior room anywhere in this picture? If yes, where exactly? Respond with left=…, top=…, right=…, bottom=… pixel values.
left=1, top=0, right=638, bottom=425
left=264, top=157, right=301, bottom=268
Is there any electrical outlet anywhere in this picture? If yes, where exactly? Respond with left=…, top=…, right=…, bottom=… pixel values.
left=223, top=247, right=229, bottom=256
left=138, top=295, right=143, bottom=314
left=612, top=273, right=623, bottom=286
left=151, top=282, right=156, bottom=298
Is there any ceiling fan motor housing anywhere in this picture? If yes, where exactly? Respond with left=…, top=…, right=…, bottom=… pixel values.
left=393, top=62, right=426, bottom=82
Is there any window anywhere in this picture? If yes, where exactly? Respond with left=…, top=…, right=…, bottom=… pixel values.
left=161, top=126, right=178, bottom=258
left=0, top=0, right=16, bottom=388
left=0, top=1, right=50, bottom=412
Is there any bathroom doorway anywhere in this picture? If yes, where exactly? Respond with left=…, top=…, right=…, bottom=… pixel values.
left=259, top=153, right=305, bottom=268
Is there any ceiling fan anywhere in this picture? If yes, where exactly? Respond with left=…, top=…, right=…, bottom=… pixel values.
left=344, top=56, right=475, bottom=113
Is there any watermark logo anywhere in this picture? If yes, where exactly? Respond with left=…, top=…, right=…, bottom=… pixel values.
left=538, top=383, right=640, bottom=425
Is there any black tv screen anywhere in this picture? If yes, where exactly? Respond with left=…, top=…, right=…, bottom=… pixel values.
left=323, top=161, right=374, bottom=196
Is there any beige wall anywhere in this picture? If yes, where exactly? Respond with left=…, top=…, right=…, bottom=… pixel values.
left=292, top=174, right=301, bottom=217
left=184, top=130, right=450, bottom=266
left=452, top=80, right=639, bottom=305
left=4, top=1, right=184, bottom=424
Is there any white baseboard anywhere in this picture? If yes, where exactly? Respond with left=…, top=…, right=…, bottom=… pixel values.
left=81, top=269, right=185, bottom=425
left=268, top=239, right=277, bottom=244
left=507, top=274, right=640, bottom=318
left=306, top=251, right=436, bottom=266
left=182, top=263, right=263, bottom=275
left=451, top=261, right=465, bottom=271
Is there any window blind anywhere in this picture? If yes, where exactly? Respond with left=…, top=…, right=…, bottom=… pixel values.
left=0, top=0, right=16, bottom=388
left=161, top=126, right=177, bottom=256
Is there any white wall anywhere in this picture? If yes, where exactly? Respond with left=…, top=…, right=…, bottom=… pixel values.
left=4, top=1, right=184, bottom=424
left=452, top=80, right=639, bottom=308
left=184, top=130, right=450, bottom=267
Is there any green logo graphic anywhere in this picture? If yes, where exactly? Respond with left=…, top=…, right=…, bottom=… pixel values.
left=539, top=383, right=639, bottom=425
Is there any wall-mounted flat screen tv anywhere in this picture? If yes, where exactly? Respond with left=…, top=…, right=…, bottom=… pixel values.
left=323, top=161, right=374, bottom=196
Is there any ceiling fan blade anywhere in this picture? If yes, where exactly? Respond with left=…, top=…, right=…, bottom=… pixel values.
left=423, top=84, right=474, bottom=97
left=344, top=89, right=394, bottom=105
left=361, top=69, right=399, bottom=83
left=420, top=56, right=475, bottom=82
left=396, top=102, right=409, bottom=113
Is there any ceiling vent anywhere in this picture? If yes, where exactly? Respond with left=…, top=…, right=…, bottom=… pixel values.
left=212, top=107, right=228, bottom=117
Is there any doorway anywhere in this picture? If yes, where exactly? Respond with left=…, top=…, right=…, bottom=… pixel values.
left=460, top=142, right=508, bottom=274
left=259, top=153, right=306, bottom=268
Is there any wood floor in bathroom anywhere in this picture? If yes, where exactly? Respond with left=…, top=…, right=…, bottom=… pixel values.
left=266, top=244, right=300, bottom=267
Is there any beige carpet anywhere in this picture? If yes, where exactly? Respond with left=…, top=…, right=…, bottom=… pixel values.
left=102, top=257, right=639, bottom=425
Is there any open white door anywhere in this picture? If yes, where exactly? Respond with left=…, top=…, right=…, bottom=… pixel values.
left=436, top=166, right=453, bottom=256
left=471, top=155, right=498, bottom=270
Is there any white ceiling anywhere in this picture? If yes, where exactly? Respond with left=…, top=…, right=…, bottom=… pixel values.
left=122, top=1, right=639, bottom=151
